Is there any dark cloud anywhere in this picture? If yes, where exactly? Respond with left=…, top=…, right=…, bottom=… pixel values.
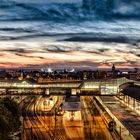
left=116, top=49, right=126, bottom=53
left=2, top=48, right=45, bottom=59
left=43, top=45, right=72, bottom=53
left=128, top=61, right=138, bottom=65
left=85, top=48, right=109, bottom=55
left=42, top=45, right=82, bottom=53
left=98, top=48, right=109, bottom=53
left=136, top=54, right=140, bottom=57
left=85, top=51, right=101, bottom=54
left=4, top=48, right=30, bottom=53
left=15, top=53, right=45, bottom=59
left=62, top=36, right=133, bottom=43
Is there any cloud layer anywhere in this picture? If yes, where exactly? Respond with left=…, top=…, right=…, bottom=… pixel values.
left=0, top=41, right=139, bottom=69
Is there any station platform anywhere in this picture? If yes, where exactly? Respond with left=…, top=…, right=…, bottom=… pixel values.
left=99, top=96, right=140, bottom=140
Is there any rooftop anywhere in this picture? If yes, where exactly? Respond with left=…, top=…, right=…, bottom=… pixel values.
left=121, top=84, right=140, bottom=101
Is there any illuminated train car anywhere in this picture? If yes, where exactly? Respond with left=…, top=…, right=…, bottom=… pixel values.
left=93, top=97, right=115, bottom=132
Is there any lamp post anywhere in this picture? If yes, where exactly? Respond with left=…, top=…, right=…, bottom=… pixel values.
left=89, top=112, right=93, bottom=140
left=49, top=111, right=51, bottom=132
left=21, top=99, right=25, bottom=140
left=34, top=98, right=36, bottom=115
left=53, top=108, right=57, bottom=140
left=43, top=97, right=46, bottom=127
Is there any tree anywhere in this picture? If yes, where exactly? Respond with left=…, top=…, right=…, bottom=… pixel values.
left=0, top=97, right=19, bottom=116
left=0, top=105, right=11, bottom=140
left=0, top=97, right=21, bottom=138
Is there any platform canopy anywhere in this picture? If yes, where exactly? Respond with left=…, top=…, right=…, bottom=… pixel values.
left=62, top=96, right=82, bottom=111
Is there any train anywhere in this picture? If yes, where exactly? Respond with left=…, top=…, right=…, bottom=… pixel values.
left=93, top=97, right=115, bottom=132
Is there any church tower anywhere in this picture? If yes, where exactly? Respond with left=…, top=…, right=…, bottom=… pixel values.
left=112, top=64, right=115, bottom=72
left=18, top=65, right=23, bottom=81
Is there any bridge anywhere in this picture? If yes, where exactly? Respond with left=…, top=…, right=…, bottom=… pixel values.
left=0, top=77, right=132, bottom=96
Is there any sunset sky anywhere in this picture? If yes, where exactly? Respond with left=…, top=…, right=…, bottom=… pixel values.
left=0, top=0, right=140, bottom=69
left=0, top=41, right=139, bottom=69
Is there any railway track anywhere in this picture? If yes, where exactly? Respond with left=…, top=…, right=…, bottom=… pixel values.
left=21, top=95, right=69, bottom=140
left=22, top=96, right=50, bottom=140
left=21, top=95, right=112, bottom=140
left=81, top=96, right=114, bottom=140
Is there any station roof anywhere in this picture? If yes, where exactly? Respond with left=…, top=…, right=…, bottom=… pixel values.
left=65, top=96, right=80, bottom=102
left=62, top=96, right=81, bottom=111
left=0, top=78, right=37, bottom=84
left=121, top=84, right=140, bottom=101
left=62, top=102, right=82, bottom=111
left=0, top=77, right=132, bottom=89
